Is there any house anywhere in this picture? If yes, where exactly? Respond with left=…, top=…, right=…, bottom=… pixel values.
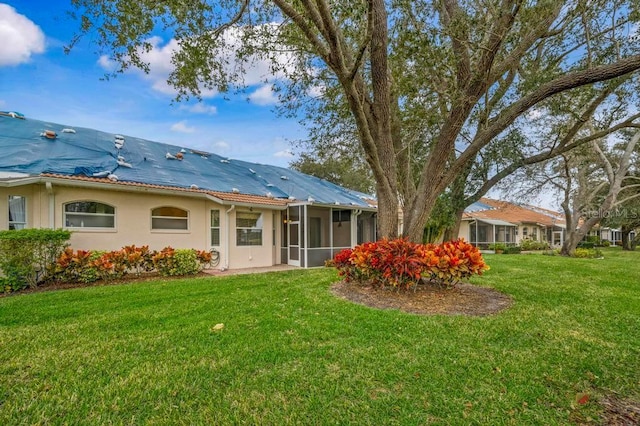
left=460, top=198, right=566, bottom=248
left=0, top=113, right=377, bottom=269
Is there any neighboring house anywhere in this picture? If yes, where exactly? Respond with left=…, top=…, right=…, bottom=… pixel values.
left=586, top=225, right=636, bottom=246
left=0, top=114, right=377, bottom=269
left=460, top=198, right=566, bottom=248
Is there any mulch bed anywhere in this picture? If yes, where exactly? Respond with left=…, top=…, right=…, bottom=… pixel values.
left=0, top=272, right=211, bottom=297
left=331, top=280, right=513, bottom=316
left=599, top=394, right=640, bottom=425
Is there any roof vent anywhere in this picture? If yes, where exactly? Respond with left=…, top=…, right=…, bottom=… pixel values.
left=266, top=183, right=274, bottom=187
left=180, top=148, right=187, bottom=153
left=0, top=111, right=25, bottom=119
left=175, top=152, right=184, bottom=160
left=117, top=158, right=132, bottom=168
left=280, top=175, right=289, bottom=180
left=107, top=174, right=118, bottom=181
left=266, top=192, right=273, bottom=198
left=114, top=135, right=125, bottom=149
left=220, top=159, right=230, bottom=164
left=335, top=201, right=340, bottom=205
left=166, top=152, right=177, bottom=160
left=232, top=187, right=240, bottom=193
left=190, top=184, right=199, bottom=190
left=249, top=168, right=256, bottom=174
left=61, top=128, right=76, bottom=134
left=288, top=196, right=295, bottom=200
left=307, top=196, right=315, bottom=203
left=41, top=130, right=57, bottom=140
left=92, top=171, right=110, bottom=178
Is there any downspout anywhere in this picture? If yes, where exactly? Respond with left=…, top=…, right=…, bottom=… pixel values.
left=351, top=209, right=362, bottom=247
left=303, top=204, right=308, bottom=268
left=224, top=205, right=235, bottom=270
left=45, top=181, right=54, bottom=229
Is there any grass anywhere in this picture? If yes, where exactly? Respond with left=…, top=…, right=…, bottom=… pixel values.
left=0, top=248, right=638, bottom=425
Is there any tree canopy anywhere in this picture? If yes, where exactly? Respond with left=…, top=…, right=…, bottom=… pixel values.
left=70, top=0, right=640, bottom=241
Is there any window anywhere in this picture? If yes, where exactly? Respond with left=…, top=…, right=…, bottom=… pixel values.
left=236, top=211, right=262, bottom=246
left=151, top=207, right=188, bottom=230
left=332, top=209, right=351, bottom=224
left=211, top=210, right=220, bottom=246
left=531, top=227, right=538, bottom=240
left=522, top=226, right=528, bottom=237
left=8, top=195, right=26, bottom=230
left=65, top=201, right=115, bottom=228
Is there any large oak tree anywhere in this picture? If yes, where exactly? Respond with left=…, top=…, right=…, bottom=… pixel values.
left=70, top=0, right=640, bottom=241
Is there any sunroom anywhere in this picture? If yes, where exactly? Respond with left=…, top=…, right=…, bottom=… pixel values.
left=281, top=204, right=377, bottom=267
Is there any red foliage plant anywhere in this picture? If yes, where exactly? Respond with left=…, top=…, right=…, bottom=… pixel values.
left=332, top=238, right=489, bottom=290
left=52, top=245, right=211, bottom=284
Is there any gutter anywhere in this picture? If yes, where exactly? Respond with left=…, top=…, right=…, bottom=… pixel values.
left=2, top=175, right=286, bottom=210
left=45, top=181, right=54, bottom=228
left=351, top=209, right=362, bottom=247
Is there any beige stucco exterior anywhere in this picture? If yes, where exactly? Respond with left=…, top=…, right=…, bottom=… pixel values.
left=1, top=181, right=283, bottom=270
left=458, top=220, right=470, bottom=242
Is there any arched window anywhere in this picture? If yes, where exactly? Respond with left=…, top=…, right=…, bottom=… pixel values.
left=151, top=206, right=189, bottom=230
left=64, top=201, right=115, bottom=228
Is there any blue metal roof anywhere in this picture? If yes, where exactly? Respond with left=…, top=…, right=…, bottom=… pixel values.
left=0, top=115, right=374, bottom=207
left=464, top=201, right=494, bottom=213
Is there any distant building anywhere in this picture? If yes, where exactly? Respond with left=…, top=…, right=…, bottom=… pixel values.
left=461, top=198, right=566, bottom=248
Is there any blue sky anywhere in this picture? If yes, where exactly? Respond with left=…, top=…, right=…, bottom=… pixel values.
left=0, top=0, right=303, bottom=167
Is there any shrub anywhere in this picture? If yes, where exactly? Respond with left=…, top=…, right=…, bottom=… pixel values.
left=585, top=235, right=601, bottom=245
left=601, top=240, right=611, bottom=247
left=52, top=248, right=103, bottom=284
left=0, top=229, right=71, bottom=292
left=520, top=239, right=549, bottom=251
left=425, top=239, right=489, bottom=287
left=121, top=245, right=155, bottom=275
left=195, top=250, right=213, bottom=267
left=577, top=241, right=595, bottom=249
left=49, top=245, right=210, bottom=286
left=572, top=248, right=604, bottom=259
left=333, top=238, right=489, bottom=290
left=488, top=242, right=506, bottom=252
left=503, top=246, right=522, bottom=254
left=154, top=248, right=201, bottom=276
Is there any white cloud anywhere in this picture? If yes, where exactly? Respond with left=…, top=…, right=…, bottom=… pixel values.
left=0, top=4, right=45, bottom=66
left=274, top=149, right=294, bottom=158
left=183, top=103, right=218, bottom=115
left=119, top=25, right=301, bottom=98
left=307, top=84, right=325, bottom=98
left=170, top=120, right=195, bottom=133
left=97, top=55, right=117, bottom=71
left=214, top=141, right=230, bottom=152
left=249, top=84, right=278, bottom=106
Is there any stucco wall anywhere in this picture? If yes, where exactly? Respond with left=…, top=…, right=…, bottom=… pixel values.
left=458, top=220, right=471, bottom=242
left=1, top=183, right=281, bottom=269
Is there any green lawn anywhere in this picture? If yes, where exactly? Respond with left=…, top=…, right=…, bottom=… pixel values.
left=1, top=249, right=638, bottom=425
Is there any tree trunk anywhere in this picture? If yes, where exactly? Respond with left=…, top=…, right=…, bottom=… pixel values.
left=621, top=228, right=631, bottom=250
left=442, top=208, right=465, bottom=242
left=376, top=182, right=398, bottom=239
left=560, top=231, right=585, bottom=256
